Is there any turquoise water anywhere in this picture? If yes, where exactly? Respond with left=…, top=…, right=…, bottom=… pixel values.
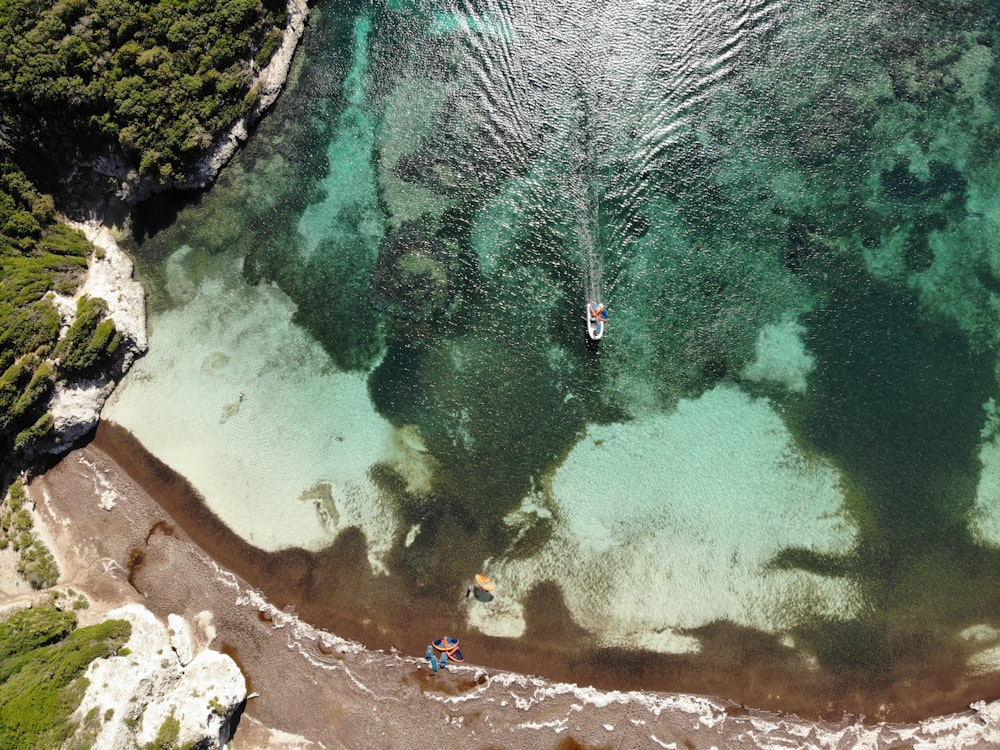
left=108, top=0, right=1000, bottom=713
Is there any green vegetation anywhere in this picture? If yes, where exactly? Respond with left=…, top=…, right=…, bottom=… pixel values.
left=0, top=0, right=289, bottom=181
left=0, top=480, right=59, bottom=588
left=0, top=167, right=90, bottom=368
left=144, top=712, right=180, bottom=750
left=0, top=0, right=291, bottom=463
left=0, top=604, right=130, bottom=749
left=0, top=162, right=117, bottom=459
left=53, top=296, right=121, bottom=376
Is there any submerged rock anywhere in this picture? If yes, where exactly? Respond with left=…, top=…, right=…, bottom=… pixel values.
left=371, top=221, right=456, bottom=322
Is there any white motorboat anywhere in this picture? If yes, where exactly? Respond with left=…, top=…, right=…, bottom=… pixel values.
left=587, top=301, right=607, bottom=340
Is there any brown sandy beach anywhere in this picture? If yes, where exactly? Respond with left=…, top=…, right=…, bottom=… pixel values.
left=9, top=420, right=1000, bottom=748
left=89, top=421, right=1000, bottom=722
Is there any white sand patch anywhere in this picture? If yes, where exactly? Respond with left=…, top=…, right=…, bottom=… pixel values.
left=971, top=408, right=1000, bottom=548
left=468, top=587, right=526, bottom=638
left=469, top=386, right=861, bottom=650
left=390, top=425, right=437, bottom=495
left=741, top=314, right=815, bottom=393
left=961, top=624, right=1000, bottom=645
left=961, top=622, right=1000, bottom=677
left=0, top=547, right=33, bottom=598
left=967, top=646, right=1000, bottom=677
left=102, top=248, right=426, bottom=566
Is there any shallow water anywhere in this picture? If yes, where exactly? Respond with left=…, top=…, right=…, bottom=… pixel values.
left=106, top=0, right=1000, bottom=716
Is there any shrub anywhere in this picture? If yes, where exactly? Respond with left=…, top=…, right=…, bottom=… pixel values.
left=13, top=412, right=54, bottom=454
left=0, top=605, right=76, bottom=664
left=54, top=296, right=121, bottom=377
left=0, top=608, right=131, bottom=749
left=0, top=167, right=93, bottom=398
left=17, top=534, right=60, bottom=589
left=4, top=210, right=41, bottom=238
left=10, top=360, right=54, bottom=426
left=144, top=713, right=180, bottom=750
left=0, top=0, right=289, bottom=177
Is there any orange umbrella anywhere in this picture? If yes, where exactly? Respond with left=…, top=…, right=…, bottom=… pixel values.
left=475, top=573, right=496, bottom=592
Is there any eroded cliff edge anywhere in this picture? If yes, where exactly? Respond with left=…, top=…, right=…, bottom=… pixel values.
left=37, top=0, right=309, bottom=463
left=0, top=2, right=308, bottom=746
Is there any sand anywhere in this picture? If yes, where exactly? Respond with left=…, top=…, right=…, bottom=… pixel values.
left=6, top=424, right=1000, bottom=749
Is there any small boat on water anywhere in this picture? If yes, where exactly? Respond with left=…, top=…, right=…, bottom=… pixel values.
left=587, top=301, right=608, bottom=340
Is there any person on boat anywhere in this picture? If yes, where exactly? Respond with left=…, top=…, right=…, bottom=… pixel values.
left=589, top=302, right=608, bottom=321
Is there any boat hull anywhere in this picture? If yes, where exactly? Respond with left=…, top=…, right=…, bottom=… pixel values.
left=587, top=303, right=605, bottom=340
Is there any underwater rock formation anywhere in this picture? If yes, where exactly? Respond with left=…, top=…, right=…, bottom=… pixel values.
left=371, top=220, right=456, bottom=322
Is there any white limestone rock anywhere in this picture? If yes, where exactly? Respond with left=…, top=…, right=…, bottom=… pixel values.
left=47, top=380, right=117, bottom=448
left=71, top=604, right=246, bottom=750
left=167, top=613, right=194, bottom=667
left=62, top=222, right=148, bottom=354
left=42, top=223, right=147, bottom=454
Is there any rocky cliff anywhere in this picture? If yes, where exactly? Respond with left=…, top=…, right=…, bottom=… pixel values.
left=37, top=0, right=309, bottom=459
left=42, top=222, right=148, bottom=454
left=69, top=605, right=246, bottom=749
left=71, top=0, right=309, bottom=212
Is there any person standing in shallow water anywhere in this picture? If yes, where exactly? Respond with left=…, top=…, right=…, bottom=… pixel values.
left=468, top=574, right=497, bottom=602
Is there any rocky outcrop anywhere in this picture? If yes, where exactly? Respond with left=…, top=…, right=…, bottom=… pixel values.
left=70, top=604, right=246, bottom=750
left=41, top=223, right=147, bottom=455
left=182, top=0, right=309, bottom=191
left=74, top=0, right=309, bottom=210
left=40, top=0, right=309, bottom=455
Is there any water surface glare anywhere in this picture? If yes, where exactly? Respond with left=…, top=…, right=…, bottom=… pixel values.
left=108, top=0, right=1000, bottom=719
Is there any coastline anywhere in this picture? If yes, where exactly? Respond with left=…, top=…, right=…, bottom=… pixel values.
left=16, top=422, right=1000, bottom=748
left=37, top=0, right=309, bottom=458
left=70, top=0, right=309, bottom=210
left=86, top=417, right=1000, bottom=726
left=8, top=0, right=999, bottom=745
